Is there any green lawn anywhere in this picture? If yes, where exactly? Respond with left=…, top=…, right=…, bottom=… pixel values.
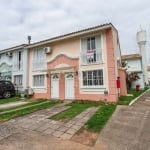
left=85, top=104, right=116, bottom=132
left=0, top=97, right=20, bottom=104
left=0, top=100, right=60, bottom=122
left=50, top=101, right=99, bottom=122
left=118, top=89, right=148, bottom=105
left=0, top=99, right=47, bottom=113
left=50, top=101, right=116, bottom=133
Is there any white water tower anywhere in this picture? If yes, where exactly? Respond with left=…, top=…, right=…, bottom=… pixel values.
left=137, top=30, right=148, bottom=85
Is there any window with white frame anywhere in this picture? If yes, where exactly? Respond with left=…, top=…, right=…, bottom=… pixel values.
left=13, top=51, right=23, bottom=70
left=32, top=48, right=46, bottom=70
left=14, top=75, right=23, bottom=86
left=81, top=35, right=102, bottom=64
left=82, top=70, right=103, bottom=87
left=33, top=75, right=45, bottom=87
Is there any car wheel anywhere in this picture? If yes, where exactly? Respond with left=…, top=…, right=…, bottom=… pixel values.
left=3, top=91, right=11, bottom=98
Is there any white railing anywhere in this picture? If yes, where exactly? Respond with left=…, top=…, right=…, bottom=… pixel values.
left=81, top=49, right=103, bottom=65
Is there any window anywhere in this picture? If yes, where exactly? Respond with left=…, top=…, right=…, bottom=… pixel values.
left=81, top=35, right=102, bottom=64
left=18, top=51, right=22, bottom=69
left=33, top=75, right=45, bottom=87
left=82, top=70, right=103, bottom=87
left=14, top=75, right=23, bottom=86
left=87, top=37, right=96, bottom=50
left=32, top=48, right=46, bottom=70
left=13, top=51, right=23, bottom=70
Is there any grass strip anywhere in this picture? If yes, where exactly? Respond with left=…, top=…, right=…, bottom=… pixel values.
left=0, top=99, right=47, bottom=113
left=118, top=89, right=148, bottom=105
left=50, top=101, right=98, bottom=122
left=85, top=104, right=116, bottom=132
left=0, top=97, right=20, bottom=104
left=0, top=101, right=60, bottom=122
left=0, top=100, right=53, bottom=115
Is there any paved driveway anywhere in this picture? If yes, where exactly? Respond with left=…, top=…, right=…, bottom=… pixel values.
left=96, top=90, right=150, bottom=150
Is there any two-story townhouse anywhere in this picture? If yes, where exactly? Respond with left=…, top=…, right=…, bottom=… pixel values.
left=0, top=44, right=28, bottom=91
left=27, top=23, right=127, bottom=102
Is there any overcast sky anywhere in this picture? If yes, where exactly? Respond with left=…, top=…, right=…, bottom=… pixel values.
left=0, top=0, right=150, bottom=63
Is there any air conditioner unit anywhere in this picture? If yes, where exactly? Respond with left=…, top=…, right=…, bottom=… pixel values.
left=44, top=47, right=52, bottom=54
left=6, top=52, right=13, bottom=57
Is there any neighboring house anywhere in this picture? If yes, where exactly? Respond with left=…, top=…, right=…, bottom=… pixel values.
left=121, top=54, right=145, bottom=89
left=121, top=30, right=148, bottom=90
left=0, top=44, right=28, bottom=91
left=147, top=66, right=150, bottom=85
left=27, top=23, right=127, bottom=102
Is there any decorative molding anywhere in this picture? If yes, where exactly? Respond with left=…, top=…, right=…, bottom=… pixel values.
left=0, top=63, right=12, bottom=72
left=47, top=54, right=79, bottom=64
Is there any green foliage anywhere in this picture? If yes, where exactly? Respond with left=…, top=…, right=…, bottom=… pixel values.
left=121, top=61, right=128, bottom=68
left=85, top=104, right=116, bottom=132
left=50, top=101, right=99, bottom=122
left=126, top=72, right=140, bottom=89
left=0, top=99, right=47, bottom=113
left=118, top=89, right=147, bottom=105
left=0, top=97, right=20, bottom=104
left=0, top=100, right=59, bottom=122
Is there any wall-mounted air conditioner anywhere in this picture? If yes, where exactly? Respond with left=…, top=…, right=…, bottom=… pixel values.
left=6, top=52, right=13, bottom=57
left=44, top=47, right=52, bottom=54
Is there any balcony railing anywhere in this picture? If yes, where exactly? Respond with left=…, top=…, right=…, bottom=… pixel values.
left=81, top=49, right=102, bottom=65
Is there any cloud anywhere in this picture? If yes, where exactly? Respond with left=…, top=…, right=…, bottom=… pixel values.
left=0, top=0, right=149, bottom=63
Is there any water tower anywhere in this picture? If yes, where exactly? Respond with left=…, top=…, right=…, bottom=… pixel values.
left=137, top=30, right=148, bottom=85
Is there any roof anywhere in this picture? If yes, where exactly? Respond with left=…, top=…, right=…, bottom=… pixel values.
left=0, top=44, right=28, bottom=54
left=26, top=23, right=116, bottom=48
left=0, top=23, right=117, bottom=52
left=121, top=54, right=142, bottom=60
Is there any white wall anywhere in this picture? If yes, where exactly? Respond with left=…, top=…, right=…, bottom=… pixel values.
left=126, top=58, right=144, bottom=89
left=131, top=72, right=144, bottom=89
left=126, top=59, right=142, bottom=72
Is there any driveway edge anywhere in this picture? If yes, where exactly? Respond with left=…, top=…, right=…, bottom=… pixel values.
left=129, top=88, right=150, bottom=106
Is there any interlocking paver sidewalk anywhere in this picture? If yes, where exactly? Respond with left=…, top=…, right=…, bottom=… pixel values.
left=0, top=102, right=70, bottom=141
left=0, top=101, right=98, bottom=142
left=58, top=107, right=99, bottom=139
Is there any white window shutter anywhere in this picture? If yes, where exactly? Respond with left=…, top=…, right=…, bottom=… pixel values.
left=96, top=35, right=102, bottom=62
left=81, top=39, right=87, bottom=64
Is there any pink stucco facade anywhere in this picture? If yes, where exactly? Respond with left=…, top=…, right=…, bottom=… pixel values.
left=28, top=24, right=127, bottom=102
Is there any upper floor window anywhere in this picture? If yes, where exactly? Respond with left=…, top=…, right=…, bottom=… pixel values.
left=13, top=51, right=23, bottom=70
left=32, top=48, right=46, bottom=71
left=87, top=37, right=96, bottom=50
left=81, top=35, right=102, bottom=65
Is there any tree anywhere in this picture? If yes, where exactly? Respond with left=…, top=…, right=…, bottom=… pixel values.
left=126, top=72, right=140, bottom=89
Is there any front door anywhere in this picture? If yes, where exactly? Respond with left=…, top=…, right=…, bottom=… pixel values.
left=51, top=74, right=59, bottom=99
left=65, top=73, right=74, bottom=99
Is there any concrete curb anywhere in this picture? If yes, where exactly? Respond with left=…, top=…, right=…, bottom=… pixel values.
left=129, top=88, right=150, bottom=106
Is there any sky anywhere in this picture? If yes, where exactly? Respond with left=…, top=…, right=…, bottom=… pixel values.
left=0, top=0, right=150, bottom=63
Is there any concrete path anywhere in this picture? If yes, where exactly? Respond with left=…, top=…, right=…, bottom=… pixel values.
left=0, top=101, right=28, bottom=109
left=0, top=101, right=49, bottom=115
left=96, top=90, right=150, bottom=150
